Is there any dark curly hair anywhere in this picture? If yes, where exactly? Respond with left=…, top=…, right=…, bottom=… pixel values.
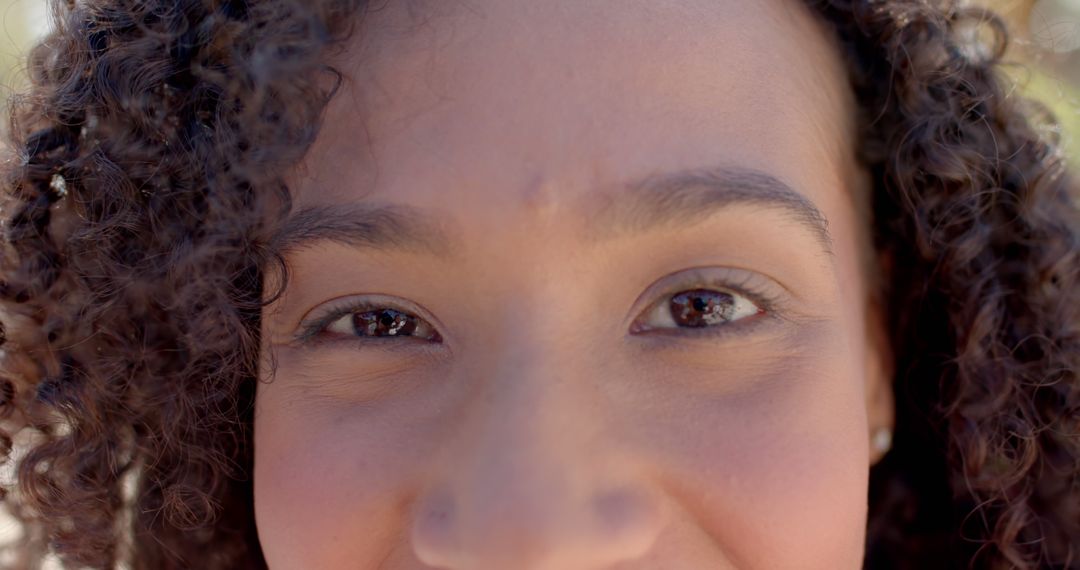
left=0, top=0, right=1076, bottom=568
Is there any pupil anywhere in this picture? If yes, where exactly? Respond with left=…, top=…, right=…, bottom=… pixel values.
left=670, top=289, right=735, bottom=327
left=354, top=309, right=418, bottom=337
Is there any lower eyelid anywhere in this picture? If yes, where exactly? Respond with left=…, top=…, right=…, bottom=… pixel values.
left=297, top=297, right=443, bottom=343
left=291, top=331, right=445, bottom=354
left=632, top=284, right=768, bottom=332
left=628, top=310, right=779, bottom=344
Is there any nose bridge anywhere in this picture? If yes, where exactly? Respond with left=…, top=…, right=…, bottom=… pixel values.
left=410, top=324, right=665, bottom=569
left=477, top=325, right=593, bottom=453
left=465, top=285, right=604, bottom=466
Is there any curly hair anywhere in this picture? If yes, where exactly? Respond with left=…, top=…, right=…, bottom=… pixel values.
left=0, top=0, right=1075, bottom=568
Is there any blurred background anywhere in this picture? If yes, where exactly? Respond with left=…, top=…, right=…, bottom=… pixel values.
left=0, top=0, right=1077, bottom=163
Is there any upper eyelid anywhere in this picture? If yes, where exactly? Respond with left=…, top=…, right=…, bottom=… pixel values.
left=629, top=284, right=776, bottom=338
left=293, top=296, right=441, bottom=345
left=624, top=266, right=788, bottom=328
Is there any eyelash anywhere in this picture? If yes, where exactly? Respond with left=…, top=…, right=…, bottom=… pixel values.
left=292, top=271, right=783, bottom=348
left=629, top=271, right=781, bottom=340
left=293, top=299, right=435, bottom=348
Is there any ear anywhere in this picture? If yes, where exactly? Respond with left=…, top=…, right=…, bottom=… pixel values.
left=865, top=255, right=895, bottom=466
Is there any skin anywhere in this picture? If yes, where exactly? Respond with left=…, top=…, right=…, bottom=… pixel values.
left=255, top=0, right=895, bottom=568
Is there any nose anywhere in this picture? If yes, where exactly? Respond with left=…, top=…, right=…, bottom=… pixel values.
left=409, top=349, right=667, bottom=569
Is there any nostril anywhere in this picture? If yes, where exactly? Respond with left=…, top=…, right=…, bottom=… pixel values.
left=411, top=491, right=460, bottom=567
left=592, top=487, right=667, bottom=559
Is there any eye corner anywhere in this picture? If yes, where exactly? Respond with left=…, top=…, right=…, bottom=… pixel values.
left=628, top=303, right=768, bottom=334
left=626, top=307, right=778, bottom=347
left=625, top=267, right=785, bottom=340
left=292, top=294, right=447, bottom=350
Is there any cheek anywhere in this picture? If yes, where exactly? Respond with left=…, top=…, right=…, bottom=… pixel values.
left=252, top=384, right=436, bottom=569
left=252, top=322, right=872, bottom=568
left=631, top=348, right=870, bottom=568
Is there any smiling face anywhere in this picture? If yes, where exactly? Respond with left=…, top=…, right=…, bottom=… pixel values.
left=253, top=0, right=893, bottom=568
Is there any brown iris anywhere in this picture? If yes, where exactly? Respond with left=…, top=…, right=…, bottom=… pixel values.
left=353, top=308, right=418, bottom=337
left=669, top=289, right=737, bottom=327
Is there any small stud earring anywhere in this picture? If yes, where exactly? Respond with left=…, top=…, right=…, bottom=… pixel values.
left=872, top=427, right=893, bottom=455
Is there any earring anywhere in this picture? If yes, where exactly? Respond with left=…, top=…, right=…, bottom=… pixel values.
left=872, top=427, right=893, bottom=455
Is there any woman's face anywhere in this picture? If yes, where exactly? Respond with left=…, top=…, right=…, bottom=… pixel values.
left=255, top=0, right=893, bottom=568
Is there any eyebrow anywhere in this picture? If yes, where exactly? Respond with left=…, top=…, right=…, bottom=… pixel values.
left=587, top=167, right=833, bottom=255
left=270, top=167, right=832, bottom=258
left=269, top=203, right=452, bottom=257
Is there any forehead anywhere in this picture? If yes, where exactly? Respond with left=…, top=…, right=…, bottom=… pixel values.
left=292, top=0, right=856, bottom=230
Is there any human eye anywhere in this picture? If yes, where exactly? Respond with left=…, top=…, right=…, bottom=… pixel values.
left=293, top=296, right=442, bottom=348
left=628, top=268, right=778, bottom=338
